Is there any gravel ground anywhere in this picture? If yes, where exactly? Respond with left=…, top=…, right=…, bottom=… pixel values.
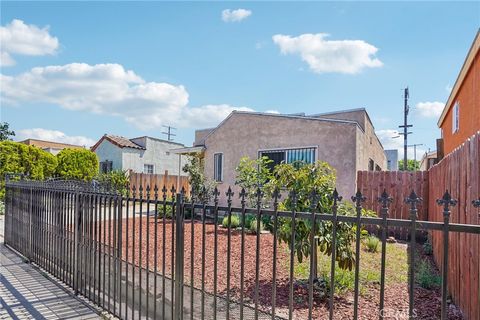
left=104, top=217, right=463, bottom=319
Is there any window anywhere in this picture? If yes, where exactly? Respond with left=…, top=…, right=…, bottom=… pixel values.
left=214, top=153, right=223, bottom=182
left=100, top=160, right=112, bottom=174
left=259, top=147, right=316, bottom=171
left=452, top=101, right=460, bottom=133
left=144, top=164, right=154, bottom=174
left=387, top=160, right=392, bottom=170
left=368, top=159, right=374, bottom=171
left=375, top=164, right=381, bottom=171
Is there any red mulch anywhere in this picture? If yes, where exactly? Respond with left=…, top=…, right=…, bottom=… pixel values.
left=102, top=217, right=464, bottom=319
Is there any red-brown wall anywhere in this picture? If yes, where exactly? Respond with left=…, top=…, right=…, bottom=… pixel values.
left=440, top=51, right=480, bottom=155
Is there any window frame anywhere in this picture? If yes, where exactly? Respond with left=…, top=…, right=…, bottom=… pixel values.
left=144, top=164, right=155, bottom=174
left=213, top=153, right=224, bottom=182
left=452, top=101, right=460, bottom=134
left=258, top=146, right=318, bottom=166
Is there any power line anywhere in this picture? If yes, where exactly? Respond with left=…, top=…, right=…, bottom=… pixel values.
left=162, top=125, right=177, bottom=141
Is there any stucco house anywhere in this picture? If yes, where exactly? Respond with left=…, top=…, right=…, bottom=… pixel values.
left=92, top=134, right=188, bottom=176
left=178, top=108, right=386, bottom=204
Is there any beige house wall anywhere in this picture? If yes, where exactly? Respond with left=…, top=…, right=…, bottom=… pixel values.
left=202, top=113, right=362, bottom=205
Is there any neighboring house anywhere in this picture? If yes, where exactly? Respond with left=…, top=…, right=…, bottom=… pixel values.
left=420, top=150, right=437, bottom=171
left=438, top=30, right=479, bottom=156
left=179, top=108, right=386, bottom=204
left=91, top=134, right=188, bottom=176
left=19, top=138, right=84, bottom=155
left=385, top=149, right=399, bottom=171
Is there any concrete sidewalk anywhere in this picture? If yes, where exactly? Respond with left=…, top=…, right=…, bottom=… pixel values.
left=0, top=216, right=101, bottom=320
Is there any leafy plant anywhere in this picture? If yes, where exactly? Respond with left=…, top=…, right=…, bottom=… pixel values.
left=416, top=259, right=441, bottom=289
left=157, top=200, right=173, bottom=219
left=56, top=148, right=99, bottom=181
left=222, top=214, right=240, bottom=228
left=365, top=235, right=380, bottom=253
left=249, top=218, right=264, bottom=234
left=0, top=122, right=15, bottom=141
left=398, top=159, right=420, bottom=171
left=235, top=156, right=274, bottom=207
left=0, top=141, right=57, bottom=199
left=0, top=200, right=4, bottom=215
left=96, top=170, right=129, bottom=196
left=183, top=154, right=216, bottom=202
left=423, top=238, right=433, bottom=255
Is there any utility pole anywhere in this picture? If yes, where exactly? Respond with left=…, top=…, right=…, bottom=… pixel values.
left=408, top=144, right=423, bottom=170
left=162, top=125, right=177, bottom=141
left=398, top=87, right=412, bottom=170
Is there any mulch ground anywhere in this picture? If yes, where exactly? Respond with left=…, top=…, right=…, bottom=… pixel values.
left=105, top=217, right=464, bottom=319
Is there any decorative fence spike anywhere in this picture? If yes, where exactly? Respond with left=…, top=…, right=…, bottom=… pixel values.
left=170, top=185, right=176, bottom=197
left=436, top=190, right=457, bottom=215
left=213, top=187, right=220, bottom=205
left=330, top=188, right=343, bottom=206
left=378, top=189, right=393, bottom=209
left=226, top=187, right=234, bottom=206
left=309, top=188, right=319, bottom=210
left=153, top=185, right=159, bottom=200
left=132, top=185, right=137, bottom=198
left=146, top=185, right=151, bottom=199
left=405, top=190, right=422, bottom=212
left=272, top=187, right=281, bottom=209
left=161, top=185, right=168, bottom=200
left=255, top=187, right=263, bottom=207
left=239, top=187, right=247, bottom=206
left=351, top=189, right=366, bottom=207
left=200, top=186, right=208, bottom=205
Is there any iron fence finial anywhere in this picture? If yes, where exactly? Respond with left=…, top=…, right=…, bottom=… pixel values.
left=255, top=187, right=263, bottom=207
left=330, top=188, right=342, bottom=206
left=213, top=187, right=220, bottom=205
left=239, top=187, right=247, bottom=206
left=351, top=189, right=366, bottom=207
left=378, top=189, right=393, bottom=209
left=161, top=185, right=168, bottom=200
left=272, top=187, right=281, bottom=210
left=226, top=186, right=234, bottom=206
left=153, top=185, right=159, bottom=200
left=436, top=190, right=457, bottom=216
left=309, top=188, right=319, bottom=211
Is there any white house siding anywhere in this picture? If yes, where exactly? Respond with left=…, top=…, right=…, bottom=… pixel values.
left=94, top=139, right=124, bottom=171
left=122, top=148, right=144, bottom=172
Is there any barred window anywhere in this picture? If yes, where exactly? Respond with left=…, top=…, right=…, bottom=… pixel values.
left=100, top=160, right=112, bottom=174
left=144, top=164, right=154, bottom=174
left=259, top=147, right=316, bottom=171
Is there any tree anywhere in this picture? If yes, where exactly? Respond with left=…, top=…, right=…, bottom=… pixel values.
left=398, top=159, right=420, bottom=171
left=0, top=122, right=15, bottom=141
left=56, top=148, right=99, bottom=181
left=182, top=153, right=216, bottom=201
left=235, top=156, right=274, bottom=207
left=0, top=141, right=57, bottom=199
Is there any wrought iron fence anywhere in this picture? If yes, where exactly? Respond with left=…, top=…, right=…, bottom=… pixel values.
left=3, top=178, right=480, bottom=320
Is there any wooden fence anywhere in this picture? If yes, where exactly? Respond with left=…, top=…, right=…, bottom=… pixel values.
left=357, top=131, right=480, bottom=319
left=356, top=170, right=429, bottom=239
left=129, top=171, right=190, bottom=198
left=428, top=132, right=480, bottom=320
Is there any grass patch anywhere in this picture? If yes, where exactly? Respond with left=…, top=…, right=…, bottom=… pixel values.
left=291, top=242, right=408, bottom=296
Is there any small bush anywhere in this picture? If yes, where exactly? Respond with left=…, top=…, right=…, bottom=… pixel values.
left=365, top=235, right=380, bottom=253
left=157, top=201, right=173, bottom=219
left=0, top=200, right=4, bottom=215
left=249, top=218, right=264, bottom=234
left=222, top=214, right=240, bottom=228
left=416, top=259, right=441, bottom=289
left=423, top=239, right=433, bottom=255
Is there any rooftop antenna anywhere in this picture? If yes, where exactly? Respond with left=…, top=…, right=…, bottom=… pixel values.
left=162, top=125, right=177, bottom=141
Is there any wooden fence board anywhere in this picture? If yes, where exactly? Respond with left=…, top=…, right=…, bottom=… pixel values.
left=129, top=171, right=190, bottom=198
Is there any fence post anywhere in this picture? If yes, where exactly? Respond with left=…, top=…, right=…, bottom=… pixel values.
left=174, top=190, right=185, bottom=319
left=351, top=190, right=366, bottom=320
left=406, top=190, right=421, bottom=319
left=436, top=190, right=457, bottom=320
left=378, top=189, right=392, bottom=319
left=74, top=191, right=82, bottom=295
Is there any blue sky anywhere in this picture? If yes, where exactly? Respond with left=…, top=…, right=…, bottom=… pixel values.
left=1, top=1, right=479, bottom=159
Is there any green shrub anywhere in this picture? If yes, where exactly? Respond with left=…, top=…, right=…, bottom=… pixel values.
left=56, top=148, right=98, bottom=181
left=249, top=218, right=264, bottom=234
left=222, top=214, right=240, bottom=228
left=157, top=201, right=173, bottom=219
left=96, top=170, right=129, bottom=196
left=423, top=239, right=433, bottom=255
left=0, top=201, right=4, bottom=215
left=365, top=235, right=380, bottom=253
left=416, top=259, right=441, bottom=289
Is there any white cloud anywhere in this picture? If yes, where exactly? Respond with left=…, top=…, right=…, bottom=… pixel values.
left=222, top=9, right=252, bottom=22
left=0, top=19, right=59, bottom=66
left=415, top=101, right=444, bottom=118
left=1, top=62, right=261, bottom=129
left=272, top=33, right=383, bottom=74
left=376, top=129, right=426, bottom=160
left=16, top=128, right=96, bottom=147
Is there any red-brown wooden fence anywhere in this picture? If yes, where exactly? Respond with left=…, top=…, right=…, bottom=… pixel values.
left=357, top=131, right=480, bottom=319
left=356, top=170, right=429, bottom=239
left=428, top=132, right=480, bottom=320
left=129, top=171, right=190, bottom=198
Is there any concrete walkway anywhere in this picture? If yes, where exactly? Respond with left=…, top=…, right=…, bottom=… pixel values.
left=0, top=216, right=101, bottom=320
